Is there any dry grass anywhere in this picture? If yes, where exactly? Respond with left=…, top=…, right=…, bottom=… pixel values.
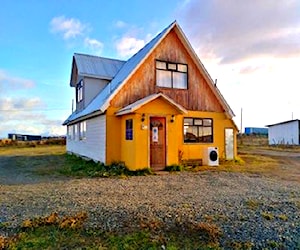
left=192, top=153, right=280, bottom=177
left=0, top=145, right=66, bottom=156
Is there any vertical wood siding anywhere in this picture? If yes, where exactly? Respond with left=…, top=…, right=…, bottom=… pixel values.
left=66, top=115, right=106, bottom=162
left=110, top=29, right=224, bottom=113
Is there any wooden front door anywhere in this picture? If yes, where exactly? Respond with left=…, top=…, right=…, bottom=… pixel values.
left=150, top=117, right=166, bottom=171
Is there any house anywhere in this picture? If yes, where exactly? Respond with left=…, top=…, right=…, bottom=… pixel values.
left=8, top=133, right=42, bottom=141
left=267, top=119, right=300, bottom=145
left=63, top=21, right=238, bottom=171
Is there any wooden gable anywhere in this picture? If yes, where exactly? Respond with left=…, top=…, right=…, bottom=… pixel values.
left=110, top=26, right=224, bottom=113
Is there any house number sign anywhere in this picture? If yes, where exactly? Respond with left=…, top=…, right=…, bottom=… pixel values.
left=152, top=127, right=158, bottom=142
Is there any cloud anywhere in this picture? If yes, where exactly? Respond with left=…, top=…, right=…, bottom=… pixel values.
left=50, top=16, right=87, bottom=40
left=0, top=70, right=34, bottom=92
left=178, top=0, right=300, bottom=64
left=114, top=20, right=127, bottom=28
left=116, top=37, right=145, bottom=58
left=84, top=37, right=104, bottom=55
left=0, top=86, right=65, bottom=138
left=0, top=97, right=45, bottom=111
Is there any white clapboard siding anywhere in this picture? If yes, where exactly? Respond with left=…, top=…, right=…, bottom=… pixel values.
left=66, top=115, right=106, bottom=163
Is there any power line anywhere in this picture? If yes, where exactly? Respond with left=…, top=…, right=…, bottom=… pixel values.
left=0, top=108, right=69, bottom=112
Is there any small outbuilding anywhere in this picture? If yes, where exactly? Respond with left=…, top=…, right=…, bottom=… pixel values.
left=267, top=119, right=300, bottom=145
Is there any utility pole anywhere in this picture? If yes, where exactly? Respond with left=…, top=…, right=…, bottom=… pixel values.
left=240, top=108, right=243, bottom=134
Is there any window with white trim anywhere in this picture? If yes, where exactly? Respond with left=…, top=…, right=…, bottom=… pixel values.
left=74, top=124, right=78, bottom=141
left=156, top=60, right=188, bottom=89
left=79, top=121, right=86, bottom=140
left=67, top=125, right=73, bottom=140
left=184, top=118, right=213, bottom=143
left=77, top=80, right=83, bottom=102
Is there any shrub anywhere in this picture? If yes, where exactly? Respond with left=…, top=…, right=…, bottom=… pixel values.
left=165, top=164, right=184, bottom=172
left=62, top=154, right=153, bottom=177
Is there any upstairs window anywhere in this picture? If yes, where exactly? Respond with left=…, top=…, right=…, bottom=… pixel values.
left=184, top=118, right=213, bottom=143
left=77, top=80, right=83, bottom=102
left=156, top=60, right=188, bottom=89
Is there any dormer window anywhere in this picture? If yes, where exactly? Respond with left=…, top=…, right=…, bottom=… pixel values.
left=77, top=80, right=83, bottom=102
left=156, top=60, right=188, bottom=89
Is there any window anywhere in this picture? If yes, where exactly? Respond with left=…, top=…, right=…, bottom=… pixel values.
left=79, top=121, right=86, bottom=140
left=126, top=119, right=133, bottom=140
left=156, top=60, right=187, bottom=89
left=77, top=80, right=83, bottom=102
left=184, top=118, right=213, bottom=143
left=74, top=124, right=78, bottom=141
left=67, top=125, right=73, bottom=140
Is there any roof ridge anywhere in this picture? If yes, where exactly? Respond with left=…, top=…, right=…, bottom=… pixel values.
left=74, top=53, right=126, bottom=63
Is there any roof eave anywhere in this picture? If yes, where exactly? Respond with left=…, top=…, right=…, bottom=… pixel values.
left=63, top=110, right=104, bottom=125
left=100, top=22, right=178, bottom=113
left=174, top=24, right=235, bottom=119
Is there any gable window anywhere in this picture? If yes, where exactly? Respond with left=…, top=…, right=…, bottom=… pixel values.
left=156, top=60, right=188, bottom=89
left=77, top=80, right=83, bottom=102
left=184, top=118, right=213, bottom=143
left=126, top=119, right=133, bottom=140
left=79, top=121, right=86, bottom=140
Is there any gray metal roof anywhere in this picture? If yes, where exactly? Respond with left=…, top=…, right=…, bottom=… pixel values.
left=73, top=53, right=125, bottom=82
left=63, top=21, right=176, bottom=125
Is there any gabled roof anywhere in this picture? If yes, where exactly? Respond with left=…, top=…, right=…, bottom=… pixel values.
left=64, top=21, right=235, bottom=125
left=70, top=53, right=125, bottom=86
left=115, top=93, right=188, bottom=116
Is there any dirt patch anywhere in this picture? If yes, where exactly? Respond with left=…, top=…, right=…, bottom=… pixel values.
left=240, top=147, right=300, bottom=182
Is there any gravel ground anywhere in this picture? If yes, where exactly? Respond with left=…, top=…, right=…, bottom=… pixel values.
left=1, top=170, right=299, bottom=249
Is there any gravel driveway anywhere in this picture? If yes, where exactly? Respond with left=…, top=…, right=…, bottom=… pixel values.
left=0, top=150, right=299, bottom=249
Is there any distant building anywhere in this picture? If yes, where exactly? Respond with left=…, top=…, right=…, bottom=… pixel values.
left=8, top=133, right=42, bottom=141
left=244, top=127, right=268, bottom=135
left=266, top=119, right=300, bottom=145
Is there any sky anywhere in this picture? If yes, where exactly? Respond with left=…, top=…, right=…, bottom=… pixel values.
left=0, top=0, right=299, bottom=138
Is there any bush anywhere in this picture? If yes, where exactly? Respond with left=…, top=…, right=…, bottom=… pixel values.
left=61, top=154, right=153, bottom=177
left=165, top=164, right=184, bottom=172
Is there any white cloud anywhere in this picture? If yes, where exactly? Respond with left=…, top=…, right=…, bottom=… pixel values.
left=116, top=36, right=145, bottom=58
left=84, top=37, right=104, bottom=55
left=115, top=20, right=127, bottom=28
left=0, top=70, right=34, bottom=92
left=175, top=0, right=300, bottom=130
left=178, top=0, right=300, bottom=64
left=50, top=16, right=87, bottom=40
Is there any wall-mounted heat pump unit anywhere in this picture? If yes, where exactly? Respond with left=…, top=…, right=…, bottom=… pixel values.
left=203, top=147, right=219, bottom=166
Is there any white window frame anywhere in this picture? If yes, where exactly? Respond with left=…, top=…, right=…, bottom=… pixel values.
left=77, top=80, right=83, bottom=102
left=79, top=121, right=86, bottom=140
left=74, top=124, right=78, bottom=141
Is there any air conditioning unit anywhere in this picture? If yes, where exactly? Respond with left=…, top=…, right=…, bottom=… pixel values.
left=203, top=147, right=219, bottom=166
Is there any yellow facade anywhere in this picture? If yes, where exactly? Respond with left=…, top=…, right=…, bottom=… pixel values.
left=106, top=97, right=237, bottom=171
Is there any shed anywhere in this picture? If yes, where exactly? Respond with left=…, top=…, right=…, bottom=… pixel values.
left=266, top=120, right=300, bottom=145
